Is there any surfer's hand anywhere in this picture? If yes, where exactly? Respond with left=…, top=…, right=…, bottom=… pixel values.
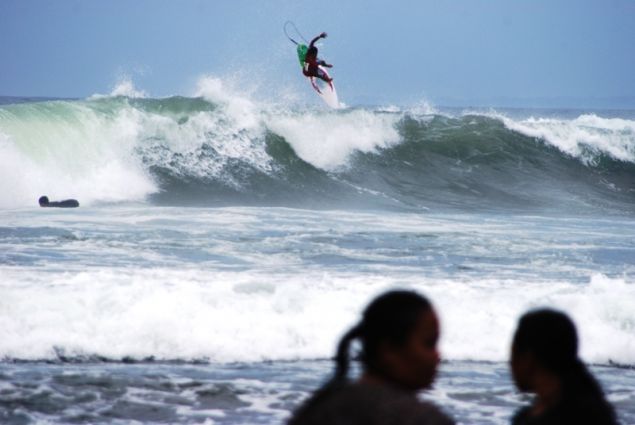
left=320, top=32, right=327, bottom=38
left=324, top=63, right=333, bottom=68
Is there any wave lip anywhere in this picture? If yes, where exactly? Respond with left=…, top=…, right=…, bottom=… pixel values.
left=267, top=109, right=401, bottom=170
left=495, top=112, right=635, bottom=164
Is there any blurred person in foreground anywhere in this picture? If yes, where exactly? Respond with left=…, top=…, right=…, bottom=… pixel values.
left=288, top=290, right=454, bottom=425
left=510, top=309, right=618, bottom=425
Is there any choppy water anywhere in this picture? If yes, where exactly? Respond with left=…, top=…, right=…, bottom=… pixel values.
left=1, top=361, right=633, bottom=424
left=1, top=89, right=634, bottom=423
left=1, top=206, right=634, bottom=423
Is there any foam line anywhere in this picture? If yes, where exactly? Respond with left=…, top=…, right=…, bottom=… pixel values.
left=0, top=268, right=632, bottom=365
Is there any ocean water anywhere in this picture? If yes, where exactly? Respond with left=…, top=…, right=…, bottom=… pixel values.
left=1, top=83, right=634, bottom=424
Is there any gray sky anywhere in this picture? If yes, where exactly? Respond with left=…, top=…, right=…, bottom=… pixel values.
left=2, top=0, right=634, bottom=107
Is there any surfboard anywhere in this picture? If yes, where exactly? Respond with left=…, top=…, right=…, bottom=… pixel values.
left=310, top=66, right=340, bottom=109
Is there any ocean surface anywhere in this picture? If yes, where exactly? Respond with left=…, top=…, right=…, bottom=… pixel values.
left=1, top=85, right=634, bottom=424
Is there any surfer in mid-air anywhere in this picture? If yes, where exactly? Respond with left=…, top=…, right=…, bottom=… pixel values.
left=284, top=21, right=339, bottom=106
left=300, top=32, right=333, bottom=85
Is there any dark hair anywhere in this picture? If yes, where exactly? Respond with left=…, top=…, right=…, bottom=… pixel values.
left=513, top=309, right=617, bottom=423
left=38, top=196, right=49, bottom=206
left=513, top=309, right=578, bottom=373
left=307, top=46, right=318, bottom=56
left=334, top=290, right=433, bottom=381
left=289, top=290, right=433, bottom=423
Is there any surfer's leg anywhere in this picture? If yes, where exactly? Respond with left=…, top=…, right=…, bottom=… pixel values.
left=310, top=78, right=322, bottom=94
left=316, top=68, right=332, bottom=83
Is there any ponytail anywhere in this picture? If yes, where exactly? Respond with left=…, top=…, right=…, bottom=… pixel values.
left=563, top=359, right=602, bottom=397
left=560, top=359, right=617, bottom=424
left=288, top=323, right=363, bottom=423
left=334, top=323, right=363, bottom=381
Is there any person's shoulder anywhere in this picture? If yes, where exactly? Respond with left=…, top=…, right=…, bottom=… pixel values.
left=288, top=382, right=375, bottom=425
left=511, top=406, right=564, bottom=425
left=387, top=393, right=454, bottom=425
left=563, top=394, right=618, bottom=425
left=289, top=382, right=454, bottom=425
left=350, top=383, right=455, bottom=425
left=511, top=399, right=617, bottom=425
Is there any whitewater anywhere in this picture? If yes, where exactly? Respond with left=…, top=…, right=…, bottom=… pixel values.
left=1, top=78, right=634, bottom=424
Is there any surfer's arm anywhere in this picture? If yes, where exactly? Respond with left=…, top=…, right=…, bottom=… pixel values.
left=309, top=32, right=327, bottom=48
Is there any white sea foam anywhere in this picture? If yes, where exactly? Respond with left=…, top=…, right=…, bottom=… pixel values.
left=0, top=266, right=632, bottom=365
left=267, top=110, right=401, bottom=170
left=493, top=113, right=635, bottom=164
left=433, top=274, right=635, bottom=364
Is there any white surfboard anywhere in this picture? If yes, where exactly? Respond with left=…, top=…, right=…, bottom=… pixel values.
left=310, top=66, right=340, bottom=109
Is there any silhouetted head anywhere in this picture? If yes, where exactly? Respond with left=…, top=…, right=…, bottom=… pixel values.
left=335, top=290, right=440, bottom=391
left=511, top=309, right=578, bottom=391
left=38, top=196, right=49, bottom=206
left=307, top=46, right=318, bottom=57
left=510, top=310, right=618, bottom=423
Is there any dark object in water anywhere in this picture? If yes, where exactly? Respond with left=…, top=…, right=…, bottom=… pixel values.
left=38, top=196, right=79, bottom=208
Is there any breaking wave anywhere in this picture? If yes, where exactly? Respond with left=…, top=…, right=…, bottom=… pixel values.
left=1, top=79, right=634, bottom=213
